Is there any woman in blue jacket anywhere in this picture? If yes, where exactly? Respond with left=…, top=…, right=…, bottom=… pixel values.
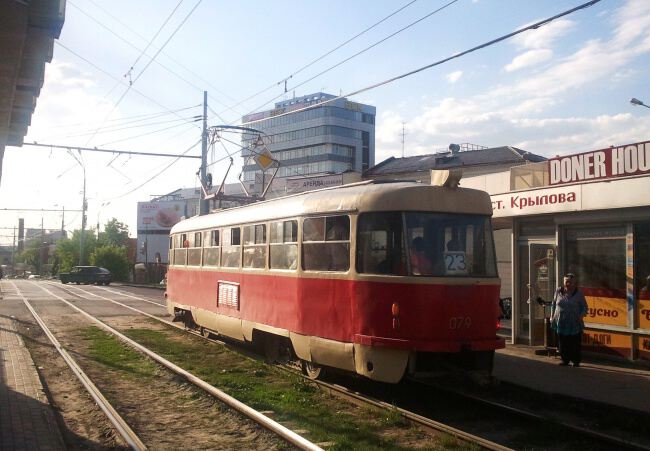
left=552, top=273, right=588, bottom=367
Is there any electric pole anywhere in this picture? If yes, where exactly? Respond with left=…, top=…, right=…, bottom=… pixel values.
left=79, top=164, right=87, bottom=265
left=401, top=122, right=407, bottom=158
left=200, top=91, right=209, bottom=215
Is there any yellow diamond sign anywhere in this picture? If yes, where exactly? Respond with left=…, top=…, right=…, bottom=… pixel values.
left=254, top=148, right=275, bottom=171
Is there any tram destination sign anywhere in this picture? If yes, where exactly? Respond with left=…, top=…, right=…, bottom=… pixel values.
left=549, top=139, right=650, bottom=185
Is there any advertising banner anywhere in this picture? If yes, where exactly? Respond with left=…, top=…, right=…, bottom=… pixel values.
left=549, top=140, right=650, bottom=185
left=137, top=201, right=185, bottom=232
left=286, top=174, right=343, bottom=194
left=582, top=329, right=631, bottom=358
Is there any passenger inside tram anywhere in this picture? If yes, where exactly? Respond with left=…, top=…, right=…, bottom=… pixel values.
left=410, top=237, right=434, bottom=275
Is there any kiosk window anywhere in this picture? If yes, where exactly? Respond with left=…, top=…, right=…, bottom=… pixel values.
left=566, top=227, right=626, bottom=327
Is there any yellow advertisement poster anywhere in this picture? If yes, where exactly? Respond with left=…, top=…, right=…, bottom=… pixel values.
left=638, top=299, right=650, bottom=330
left=582, top=329, right=631, bottom=357
left=635, top=335, right=650, bottom=361
left=584, top=296, right=627, bottom=327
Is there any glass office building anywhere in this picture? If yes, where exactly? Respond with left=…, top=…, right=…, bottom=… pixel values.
left=240, top=93, right=375, bottom=188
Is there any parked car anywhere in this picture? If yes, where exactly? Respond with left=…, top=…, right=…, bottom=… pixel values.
left=60, top=266, right=112, bottom=285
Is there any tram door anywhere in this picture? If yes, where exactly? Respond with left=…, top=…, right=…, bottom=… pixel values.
left=516, top=243, right=556, bottom=345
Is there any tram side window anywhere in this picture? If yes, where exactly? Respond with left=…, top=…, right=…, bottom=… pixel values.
left=222, top=227, right=241, bottom=268
left=175, top=233, right=188, bottom=266
left=357, top=212, right=405, bottom=275
left=270, top=220, right=298, bottom=270
left=203, top=229, right=220, bottom=267
left=187, top=231, right=202, bottom=266
left=303, top=215, right=350, bottom=271
left=169, top=236, right=174, bottom=265
left=243, top=224, right=267, bottom=269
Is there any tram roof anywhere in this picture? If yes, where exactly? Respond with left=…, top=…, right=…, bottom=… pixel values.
left=171, top=181, right=492, bottom=233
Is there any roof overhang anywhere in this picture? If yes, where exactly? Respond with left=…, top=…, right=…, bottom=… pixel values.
left=0, top=0, right=66, bottom=185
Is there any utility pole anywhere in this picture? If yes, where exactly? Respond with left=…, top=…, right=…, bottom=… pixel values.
left=61, top=206, right=65, bottom=236
left=79, top=164, right=87, bottom=265
left=12, top=227, right=16, bottom=269
left=199, top=90, right=209, bottom=216
left=401, top=122, right=407, bottom=158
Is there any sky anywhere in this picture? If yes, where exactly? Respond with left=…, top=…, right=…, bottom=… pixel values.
left=1, top=0, right=650, bottom=243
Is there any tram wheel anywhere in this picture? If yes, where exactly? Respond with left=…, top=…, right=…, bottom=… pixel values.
left=200, top=326, right=213, bottom=338
left=300, top=360, right=322, bottom=380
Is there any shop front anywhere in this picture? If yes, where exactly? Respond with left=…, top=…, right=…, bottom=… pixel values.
left=465, top=140, right=650, bottom=361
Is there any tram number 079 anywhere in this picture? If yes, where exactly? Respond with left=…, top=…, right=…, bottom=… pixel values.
left=449, top=316, right=472, bottom=329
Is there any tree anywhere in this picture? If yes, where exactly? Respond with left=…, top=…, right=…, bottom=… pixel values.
left=55, top=229, right=98, bottom=273
left=17, top=240, right=41, bottom=269
left=99, top=218, right=130, bottom=247
left=91, top=245, right=130, bottom=281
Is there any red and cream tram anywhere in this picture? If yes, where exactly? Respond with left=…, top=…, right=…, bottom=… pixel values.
left=166, top=180, right=504, bottom=383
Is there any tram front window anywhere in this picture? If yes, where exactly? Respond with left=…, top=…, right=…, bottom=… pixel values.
left=404, top=212, right=497, bottom=277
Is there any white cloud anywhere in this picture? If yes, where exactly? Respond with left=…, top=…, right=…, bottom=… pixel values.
left=377, top=1, right=650, bottom=161
left=511, top=19, right=575, bottom=50
left=446, top=70, right=463, bottom=83
left=504, top=49, right=553, bottom=72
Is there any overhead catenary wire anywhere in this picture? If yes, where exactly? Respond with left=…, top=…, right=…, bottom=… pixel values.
left=97, top=119, right=200, bottom=147
left=54, top=42, right=202, bottom=132
left=219, top=0, right=420, bottom=117
left=243, top=0, right=459, bottom=119
left=68, top=0, right=234, bottom=121
left=241, top=0, right=602, bottom=129
left=102, top=138, right=202, bottom=202
left=82, top=0, right=204, bottom=147
left=124, top=0, right=186, bottom=81
left=64, top=115, right=201, bottom=138
left=54, top=104, right=200, bottom=129
left=80, top=0, right=240, bottom=108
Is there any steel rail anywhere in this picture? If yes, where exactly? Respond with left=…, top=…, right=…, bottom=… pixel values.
left=47, top=282, right=511, bottom=450
left=10, top=282, right=147, bottom=451
left=312, top=379, right=512, bottom=451
left=34, top=282, right=323, bottom=451
left=412, top=378, right=650, bottom=451
left=48, top=282, right=649, bottom=451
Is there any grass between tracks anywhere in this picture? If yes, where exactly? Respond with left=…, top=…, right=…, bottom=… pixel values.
left=82, top=324, right=474, bottom=451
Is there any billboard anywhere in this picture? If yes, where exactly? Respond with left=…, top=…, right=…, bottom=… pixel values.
left=137, top=201, right=186, bottom=232
left=549, top=140, right=650, bottom=185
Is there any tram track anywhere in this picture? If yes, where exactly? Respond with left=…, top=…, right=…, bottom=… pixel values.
left=18, top=281, right=321, bottom=451
left=409, top=377, right=650, bottom=451
left=44, top=281, right=512, bottom=450
left=38, top=281, right=650, bottom=450
left=9, top=281, right=146, bottom=451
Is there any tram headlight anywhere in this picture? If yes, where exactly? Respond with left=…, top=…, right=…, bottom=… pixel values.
left=391, top=302, right=400, bottom=330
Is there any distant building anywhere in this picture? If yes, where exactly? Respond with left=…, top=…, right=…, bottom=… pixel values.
left=240, top=92, right=376, bottom=193
left=364, top=144, right=546, bottom=183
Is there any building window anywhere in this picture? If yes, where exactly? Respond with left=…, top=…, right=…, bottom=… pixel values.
left=362, top=131, right=370, bottom=172
left=565, top=227, right=627, bottom=328
left=635, top=223, right=650, bottom=333
left=302, top=215, right=350, bottom=271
